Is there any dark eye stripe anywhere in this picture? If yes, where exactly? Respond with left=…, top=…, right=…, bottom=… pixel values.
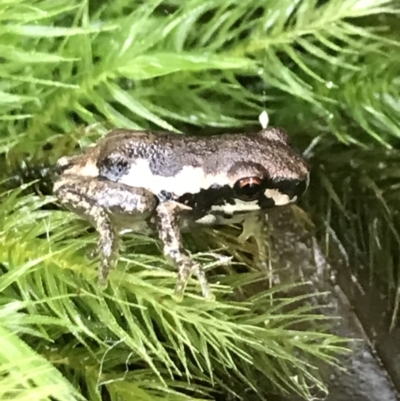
left=266, top=179, right=308, bottom=198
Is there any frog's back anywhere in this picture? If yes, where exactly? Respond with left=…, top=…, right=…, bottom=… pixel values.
left=97, top=128, right=307, bottom=180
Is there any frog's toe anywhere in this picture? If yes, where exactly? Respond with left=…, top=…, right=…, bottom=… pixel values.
left=173, top=280, right=188, bottom=302
left=192, top=264, right=213, bottom=301
left=206, top=252, right=232, bottom=267
left=173, top=262, right=192, bottom=300
left=172, top=289, right=185, bottom=303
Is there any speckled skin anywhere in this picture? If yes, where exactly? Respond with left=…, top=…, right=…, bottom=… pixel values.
left=60, top=128, right=308, bottom=178
left=53, top=127, right=309, bottom=299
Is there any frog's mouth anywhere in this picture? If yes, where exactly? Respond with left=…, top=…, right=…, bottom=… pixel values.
left=176, top=175, right=308, bottom=219
left=263, top=178, right=309, bottom=206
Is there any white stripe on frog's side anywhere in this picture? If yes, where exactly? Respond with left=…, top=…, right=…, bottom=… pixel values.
left=209, top=189, right=297, bottom=216
left=118, top=158, right=232, bottom=197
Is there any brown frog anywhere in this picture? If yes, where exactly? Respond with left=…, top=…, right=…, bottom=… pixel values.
left=53, top=123, right=309, bottom=300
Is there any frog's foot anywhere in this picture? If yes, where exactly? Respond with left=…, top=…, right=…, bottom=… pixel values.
left=191, top=263, right=215, bottom=301
left=168, top=249, right=213, bottom=302
left=200, top=252, right=232, bottom=267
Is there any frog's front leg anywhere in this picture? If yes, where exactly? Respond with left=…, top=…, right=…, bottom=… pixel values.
left=156, top=201, right=213, bottom=301
left=54, top=175, right=157, bottom=286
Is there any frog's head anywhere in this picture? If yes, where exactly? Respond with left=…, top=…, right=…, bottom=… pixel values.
left=179, top=127, right=310, bottom=217
left=225, top=128, right=310, bottom=210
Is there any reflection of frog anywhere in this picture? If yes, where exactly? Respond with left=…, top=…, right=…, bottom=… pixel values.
left=53, top=127, right=309, bottom=300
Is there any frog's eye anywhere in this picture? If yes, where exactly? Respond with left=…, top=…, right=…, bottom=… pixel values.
left=234, top=177, right=263, bottom=201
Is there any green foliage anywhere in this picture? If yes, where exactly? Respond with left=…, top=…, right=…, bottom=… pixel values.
left=0, top=187, right=347, bottom=400
left=1, top=0, right=399, bottom=156
left=0, top=0, right=399, bottom=400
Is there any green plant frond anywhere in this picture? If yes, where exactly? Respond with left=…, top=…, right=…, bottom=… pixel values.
left=0, top=0, right=397, bottom=158
left=0, top=188, right=347, bottom=399
left=55, top=350, right=214, bottom=401
left=0, top=325, right=84, bottom=401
